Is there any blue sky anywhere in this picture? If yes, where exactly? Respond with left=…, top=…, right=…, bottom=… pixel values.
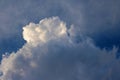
left=0, top=0, right=120, bottom=80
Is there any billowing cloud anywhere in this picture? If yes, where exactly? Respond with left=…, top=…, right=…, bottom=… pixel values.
left=0, top=17, right=120, bottom=80
left=23, top=17, right=67, bottom=46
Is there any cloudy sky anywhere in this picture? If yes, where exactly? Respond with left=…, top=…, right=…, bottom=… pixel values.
left=0, top=0, right=120, bottom=80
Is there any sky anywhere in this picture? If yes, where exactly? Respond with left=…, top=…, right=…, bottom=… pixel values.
left=0, top=0, right=120, bottom=80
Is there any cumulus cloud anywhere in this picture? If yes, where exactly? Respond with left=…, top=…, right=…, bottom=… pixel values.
left=23, top=17, right=67, bottom=46
left=0, top=17, right=120, bottom=80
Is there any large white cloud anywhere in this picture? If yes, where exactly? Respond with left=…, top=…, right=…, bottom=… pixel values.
left=23, top=17, right=67, bottom=46
left=0, top=17, right=120, bottom=80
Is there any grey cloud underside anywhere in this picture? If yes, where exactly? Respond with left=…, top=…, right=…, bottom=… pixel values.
left=0, top=17, right=120, bottom=80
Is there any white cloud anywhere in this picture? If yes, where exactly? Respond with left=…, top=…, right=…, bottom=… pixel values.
left=23, top=17, right=67, bottom=46
left=0, top=17, right=120, bottom=80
